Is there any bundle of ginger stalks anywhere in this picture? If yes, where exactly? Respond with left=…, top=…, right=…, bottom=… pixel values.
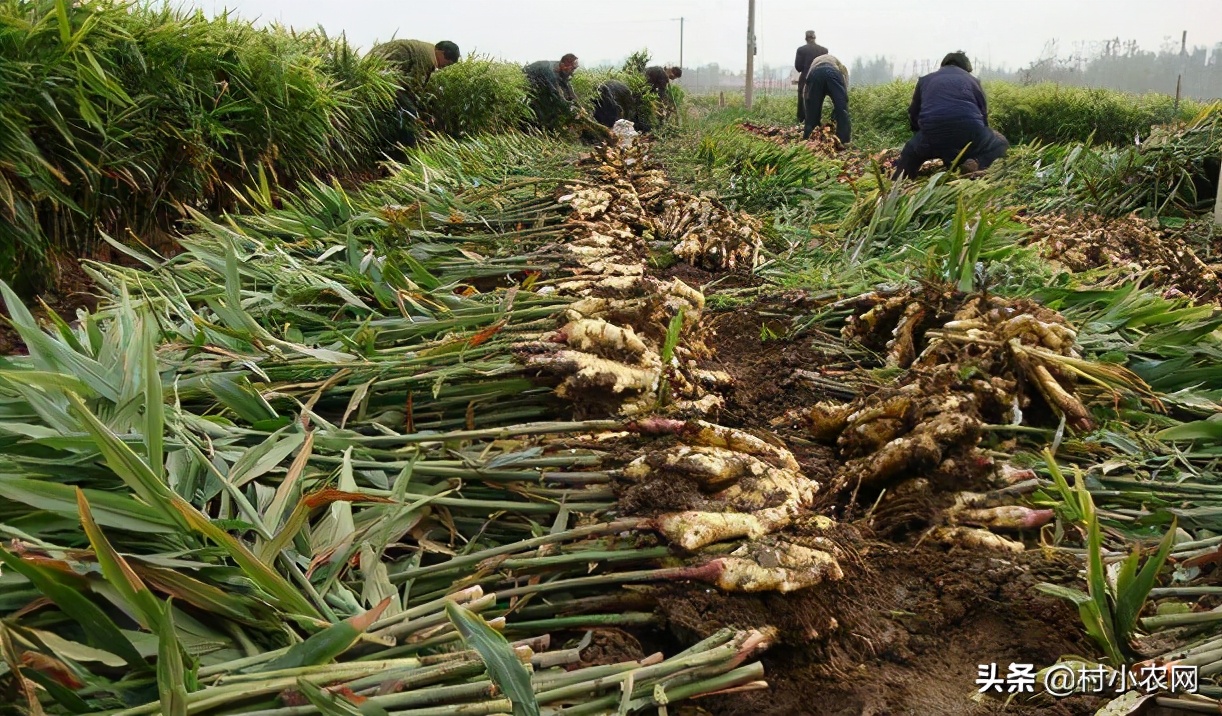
left=780, top=284, right=1160, bottom=552
left=0, top=132, right=807, bottom=715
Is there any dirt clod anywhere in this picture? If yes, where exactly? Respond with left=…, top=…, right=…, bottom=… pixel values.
left=574, top=628, right=647, bottom=668
left=658, top=546, right=1101, bottom=716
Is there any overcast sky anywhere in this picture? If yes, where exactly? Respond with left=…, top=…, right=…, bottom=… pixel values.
left=199, top=0, right=1222, bottom=74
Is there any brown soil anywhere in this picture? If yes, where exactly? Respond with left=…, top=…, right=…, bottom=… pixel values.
left=624, top=285, right=1103, bottom=716
left=0, top=255, right=99, bottom=356
left=656, top=257, right=764, bottom=295
left=659, top=259, right=721, bottom=288
left=574, top=628, right=648, bottom=668
left=658, top=544, right=1101, bottom=716
left=698, top=300, right=864, bottom=429
left=618, top=466, right=709, bottom=517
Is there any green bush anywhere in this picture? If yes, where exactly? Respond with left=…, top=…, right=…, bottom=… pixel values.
left=984, top=82, right=1199, bottom=145
left=685, top=82, right=1202, bottom=151
left=0, top=0, right=398, bottom=296
left=847, top=81, right=917, bottom=147
left=423, top=56, right=532, bottom=137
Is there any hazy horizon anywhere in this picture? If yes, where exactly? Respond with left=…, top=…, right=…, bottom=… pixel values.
left=198, top=0, right=1222, bottom=77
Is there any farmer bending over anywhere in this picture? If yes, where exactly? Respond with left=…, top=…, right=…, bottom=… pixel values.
left=803, top=54, right=850, bottom=146
left=644, top=66, right=682, bottom=120
left=593, top=80, right=652, bottom=133
left=525, top=54, right=580, bottom=128
left=893, top=51, right=1009, bottom=179
left=369, top=39, right=460, bottom=145
left=644, top=66, right=682, bottom=100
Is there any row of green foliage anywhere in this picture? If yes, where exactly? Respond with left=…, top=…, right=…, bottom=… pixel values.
left=424, top=58, right=667, bottom=138
left=687, top=81, right=1203, bottom=149
left=0, top=0, right=399, bottom=295
left=1, top=13, right=672, bottom=296
left=423, top=56, right=534, bottom=137
left=658, top=101, right=1219, bottom=304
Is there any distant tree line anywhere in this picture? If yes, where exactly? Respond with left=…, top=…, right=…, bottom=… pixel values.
left=675, top=40, right=1222, bottom=98
left=977, top=39, right=1222, bottom=99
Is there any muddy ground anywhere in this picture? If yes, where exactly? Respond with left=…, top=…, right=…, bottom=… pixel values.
left=0, top=256, right=98, bottom=356
left=662, top=547, right=1099, bottom=716
left=638, top=293, right=1102, bottom=716
left=575, top=540, right=1100, bottom=716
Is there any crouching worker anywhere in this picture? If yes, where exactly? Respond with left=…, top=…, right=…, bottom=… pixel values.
left=593, top=80, right=627, bottom=129
left=803, top=54, right=850, bottom=146
left=593, top=80, right=652, bottom=133
left=893, top=51, right=1009, bottom=179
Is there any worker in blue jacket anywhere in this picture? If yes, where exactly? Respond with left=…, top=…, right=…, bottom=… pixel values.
left=893, top=51, right=1009, bottom=179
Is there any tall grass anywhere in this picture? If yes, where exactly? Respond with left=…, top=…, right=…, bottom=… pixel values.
left=984, top=82, right=1199, bottom=145
left=686, top=82, right=1203, bottom=150
left=423, top=55, right=532, bottom=137
left=0, top=0, right=397, bottom=296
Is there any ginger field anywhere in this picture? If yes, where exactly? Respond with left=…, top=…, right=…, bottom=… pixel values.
left=4, top=2, right=1222, bottom=715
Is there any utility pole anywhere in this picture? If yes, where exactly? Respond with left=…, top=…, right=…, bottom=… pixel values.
left=1215, top=154, right=1222, bottom=226
left=1174, top=30, right=1187, bottom=111
left=745, top=0, right=756, bottom=109
left=670, top=17, right=685, bottom=69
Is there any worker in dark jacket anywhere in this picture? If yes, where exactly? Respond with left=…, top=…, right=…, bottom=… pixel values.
left=644, top=66, right=682, bottom=99
left=589, top=80, right=630, bottom=129
left=803, top=55, right=850, bottom=145
left=525, top=54, right=580, bottom=128
left=593, top=80, right=652, bottom=132
left=893, top=51, right=1010, bottom=179
left=370, top=39, right=460, bottom=145
left=644, top=66, right=681, bottom=119
left=371, top=39, right=460, bottom=96
left=794, top=30, right=828, bottom=123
